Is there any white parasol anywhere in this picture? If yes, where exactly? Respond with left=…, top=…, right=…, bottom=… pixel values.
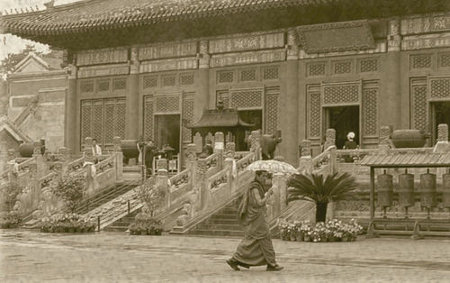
left=246, top=160, right=298, bottom=175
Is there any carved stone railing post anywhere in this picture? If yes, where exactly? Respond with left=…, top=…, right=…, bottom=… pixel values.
left=113, top=136, right=123, bottom=182
left=156, top=158, right=169, bottom=207
left=196, top=158, right=208, bottom=211
left=379, top=125, right=393, bottom=154
left=58, top=147, right=70, bottom=175
left=298, top=139, right=313, bottom=173
left=250, top=130, right=262, bottom=161
left=324, top=128, right=336, bottom=150
left=33, top=141, right=46, bottom=178
left=186, top=143, right=197, bottom=187
left=434, top=124, right=449, bottom=153
left=214, top=132, right=224, bottom=170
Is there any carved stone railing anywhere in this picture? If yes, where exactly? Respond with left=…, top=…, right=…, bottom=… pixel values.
left=94, top=155, right=115, bottom=175
left=234, top=151, right=249, bottom=160
left=39, top=171, right=58, bottom=189
left=236, top=152, right=255, bottom=174
left=16, top=157, right=35, bottom=176
left=168, top=168, right=192, bottom=205
left=67, top=156, right=86, bottom=172
left=204, top=153, right=219, bottom=176
left=0, top=169, right=9, bottom=185
left=336, top=148, right=378, bottom=164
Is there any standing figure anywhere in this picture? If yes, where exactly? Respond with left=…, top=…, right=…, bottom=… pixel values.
left=227, top=170, right=283, bottom=272
left=343, top=132, right=358, bottom=163
left=91, top=139, right=102, bottom=163
left=145, top=140, right=157, bottom=176
left=203, top=140, right=213, bottom=156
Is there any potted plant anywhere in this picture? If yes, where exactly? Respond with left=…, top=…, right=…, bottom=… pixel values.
left=287, top=172, right=358, bottom=223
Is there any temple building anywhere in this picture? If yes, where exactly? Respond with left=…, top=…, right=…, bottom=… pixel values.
left=2, top=0, right=450, bottom=165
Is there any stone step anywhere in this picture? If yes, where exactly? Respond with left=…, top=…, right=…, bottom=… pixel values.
left=190, top=229, right=244, bottom=237
left=204, top=218, right=239, bottom=225
left=195, top=223, right=242, bottom=231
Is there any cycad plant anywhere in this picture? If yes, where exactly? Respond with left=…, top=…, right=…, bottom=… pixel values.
left=287, top=172, right=358, bottom=223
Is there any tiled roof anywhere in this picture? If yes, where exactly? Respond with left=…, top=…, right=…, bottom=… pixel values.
left=360, top=153, right=450, bottom=168
left=1, top=0, right=318, bottom=35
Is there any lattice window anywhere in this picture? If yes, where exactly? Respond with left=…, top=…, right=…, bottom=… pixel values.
left=180, top=73, right=194, bottom=85
left=240, top=69, right=257, bottom=81
left=411, top=82, right=427, bottom=132
left=162, top=75, right=176, bottom=87
left=143, top=75, right=158, bottom=89
left=92, top=101, right=104, bottom=142
left=113, top=78, right=127, bottom=90
left=155, top=96, right=179, bottom=113
left=144, top=96, right=154, bottom=141
left=80, top=101, right=92, bottom=142
left=440, top=54, right=450, bottom=68
left=308, top=91, right=321, bottom=138
left=216, top=90, right=230, bottom=108
left=308, top=63, right=326, bottom=76
left=217, top=71, right=234, bottom=83
left=262, top=67, right=279, bottom=80
left=97, top=79, right=110, bottom=92
left=430, top=78, right=450, bottom=99
left=360, top=59, right=378, bottom=73
left=115, top=100, right=126, bottom=140
left=104, top=101, right=115, bottom=142
left=362, top=88, right=378, bottom=136
left=182, top=98, right=194, bottom=142
left=265, top=94, right=279, bottom=135
left=334, top=61, right=352, bottom=74
left=410, top=54, right=432, bottom=69
left=80, top=80, right=94, bottom=93
left=231, top=89, right=262, bottom=109
left=323, top=84, right=359, bottom=105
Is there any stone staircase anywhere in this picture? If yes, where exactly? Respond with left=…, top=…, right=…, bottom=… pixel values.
left=189, top=197, right=244, bottom=237
left=75, top=180, right=141, bottom=215
left=103, top=209, right=141, bottom=232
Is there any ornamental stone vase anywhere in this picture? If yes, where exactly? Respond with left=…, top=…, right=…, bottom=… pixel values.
left=391, top=129, right=427, bottom=148
left=19, top=142, right=34, bottom=157
left=120, top=140, right=139, bottom=163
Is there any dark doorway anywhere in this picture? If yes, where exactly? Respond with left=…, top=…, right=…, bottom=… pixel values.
left=326, top=106, right=360, bottom=149
left=238, top=110, right=262, bottom=151
left=155, top=115, right=180, bottom=154
left=432, top=101, right=450, bottom=142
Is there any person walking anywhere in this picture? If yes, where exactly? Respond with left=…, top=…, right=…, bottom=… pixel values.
left=226, top=170, right=284, bottom=272
left=144, top=140, right=157, bottom=176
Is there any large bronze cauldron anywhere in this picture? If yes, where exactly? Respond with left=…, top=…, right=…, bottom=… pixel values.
left=19, top=142, right=34, bottom=157
left=120, top=140, right=139, bottom=163
left=391, top=129, right=427, bottom=148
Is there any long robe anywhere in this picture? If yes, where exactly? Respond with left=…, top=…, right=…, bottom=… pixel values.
left=233, top=180, right=277, bottom=267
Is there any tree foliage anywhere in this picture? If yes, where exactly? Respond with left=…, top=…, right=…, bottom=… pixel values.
left=0, top=44, right=42, bottom=77
left=135, top=178, right=166, bottom=217
left=50, top=174, right=86, bottom=213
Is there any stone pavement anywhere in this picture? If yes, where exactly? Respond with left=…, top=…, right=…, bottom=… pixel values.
left=1, top=229, right=450, bottom=283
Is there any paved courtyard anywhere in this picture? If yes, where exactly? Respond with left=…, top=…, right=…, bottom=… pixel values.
left=1, top=229, right=450, bottom=283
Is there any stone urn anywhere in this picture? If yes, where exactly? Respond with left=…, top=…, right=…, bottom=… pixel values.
left=18, top=142, right=34, bottom=157
left=120, top=140, right=139, bottom=163
left=391, top=129, right=427, bottom=148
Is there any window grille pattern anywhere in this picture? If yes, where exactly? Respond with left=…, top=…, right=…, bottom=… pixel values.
left=440, top=54, right=450, bottom=68
left=411, top=54, right=432, bottom=69
left=362, top=88, right=378, bottom=136
left=92, top=101, right=104, bottom=142
left=217, top=71, right=234, bottom=83
left=104, top=102, right=115, bottom=142
left=265, top=94, right=279, bottom=135
left=143, top=75, right=158, bottom=89
left=113, top=78, right=127, bottom=90
left=308, top=91, right=321, bottom=137
left=308, top=63, right=326, bottom=76
left=81, top=101, right=92, bottom=143
left=334, top=61, right=352, bottom=74
left=430, top=78, right=450, bottom=99
left=182, top=98, right=194, bottom=142
left=360, top=59, right=378, bottom=72
left=80, top=80, right=94, bottom=93
left=116, top=101, right=126, bottom=140
left=216, top=90, right=230, bottom=108
left=412, top=83, right=427, bottom=132
left=262, top=67, right=279, bottom=80
left=97, top=80, right=110, bottom=92
left=231, top=89, right=262, bottom=109
left=162, top=75, right=176, bottom=87
left=323, top=84, right=359, bottom=105
left=240, top=69, right=257, bottom=81
left=180, top=73, right=194, bottom=85
left=144, top=97, right=154, bottom=141
left=155, top=96, right=179, bottom=113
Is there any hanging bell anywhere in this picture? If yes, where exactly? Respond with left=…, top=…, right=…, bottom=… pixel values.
left=398, top=172, right=415, bottom=208
left=377, top=171, right=393, bottom=208
left=442, top=173, right=450, bottom=208
left=419, top=170, right=436, bottom=208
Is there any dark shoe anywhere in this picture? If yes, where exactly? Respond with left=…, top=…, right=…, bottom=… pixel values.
left=226, top=259, right=240, bottom=271
left=238, top=262, right=250, bottom=269
left=267, top=264, right=284, bottom=271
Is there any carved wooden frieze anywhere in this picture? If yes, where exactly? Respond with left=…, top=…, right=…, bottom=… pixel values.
left=139, top=58, right=198, bottom=73
left=401, top=14, right=450, bottom=35
left=138, top=41, right=198, bottom=60
left=76, top=48, right=128, bottom=66
left=209, top=32, right=284, bottom=54
left=402, top=33, right=450, bottom=51
left=210, top=49, right=285, bottom=68
left=77, top=64, right=129, bottom=78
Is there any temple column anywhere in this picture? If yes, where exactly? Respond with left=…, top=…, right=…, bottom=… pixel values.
left=126, top=47, right=140, bottom=140
left=383, top=18, right=402, bottom=130
left=195, top=40, right=210, bottom=123
left=65, top=63, right=78, bottom=153
left=281, top=29, right=299, bottom=165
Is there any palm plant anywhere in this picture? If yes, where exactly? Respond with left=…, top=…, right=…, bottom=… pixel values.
left=287, top=172, right=358, bottom=223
